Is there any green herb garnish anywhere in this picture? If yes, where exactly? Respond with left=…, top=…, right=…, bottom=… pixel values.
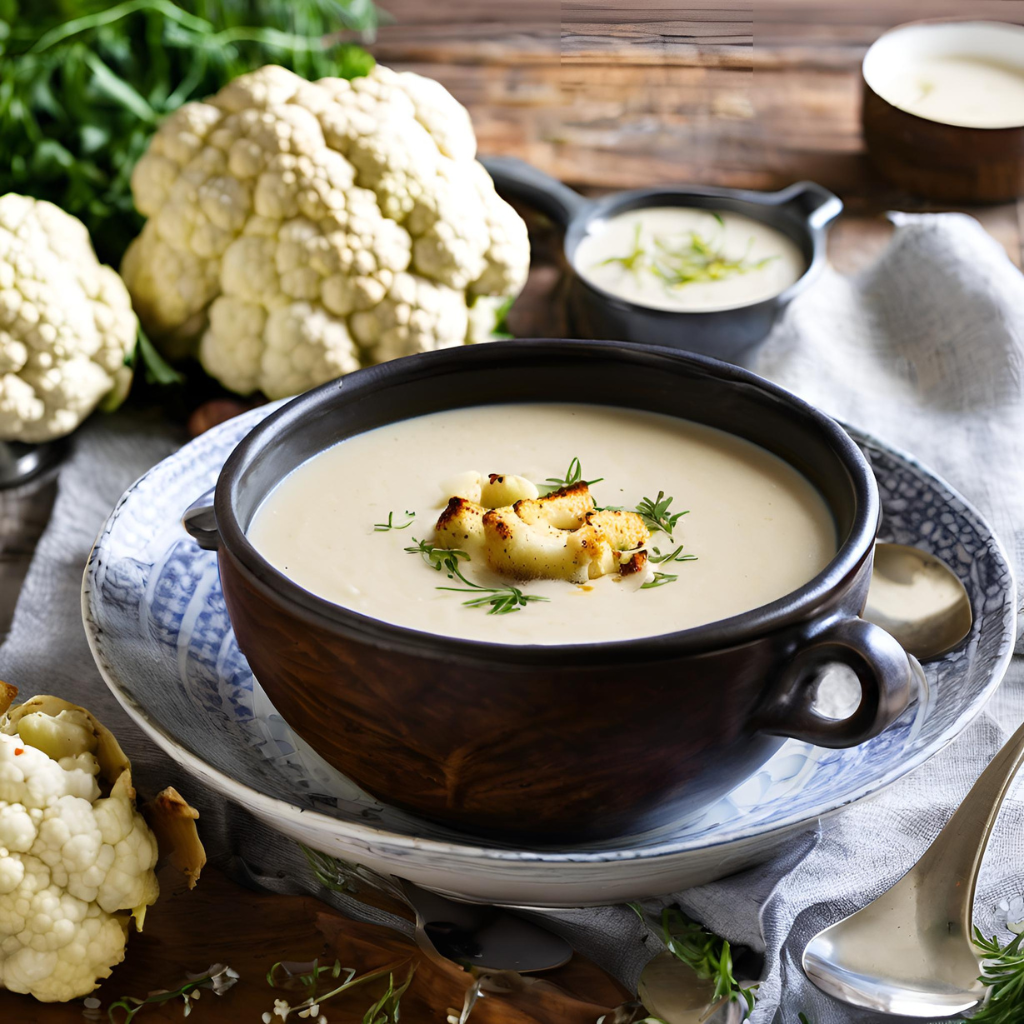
left=374, top=510, right=416, bottom=532
left=641, top=572, right=678, bottom=589
left=1, top=0, right=381, bottom=266
left=597, top=217, right=778, bottom=296
left=265, top=959, right=415, bottom=1023
left=658, top=908, right=758, bottom=1015
left=405, top=539, right=548, bottom=616
left=537, top=457, right=604, bottom=496
left=963, top=928, right=1024, bottom=1023
left=649, top=544, right=698, bottom=564
left=635, top=491, right=689, bottom=539
left=108, top=964, right=239, bottom=1022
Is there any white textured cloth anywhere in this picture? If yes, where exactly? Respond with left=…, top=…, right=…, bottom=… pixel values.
left=0, top=214, right=1021, bottom=1023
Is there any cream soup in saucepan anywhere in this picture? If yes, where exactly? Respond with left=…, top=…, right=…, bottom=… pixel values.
left=247, top=404, right=837, bottom=645
left=574, top=208, right=805, bottom=313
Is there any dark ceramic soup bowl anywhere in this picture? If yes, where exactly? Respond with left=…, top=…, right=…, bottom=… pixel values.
left=184, top=340, right=913, bottom=843
left=482, top=157, right=842, bottom=364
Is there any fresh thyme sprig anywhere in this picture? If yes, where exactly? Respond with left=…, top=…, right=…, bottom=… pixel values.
left=405, top=539, right=548, bottom=615
left=374, top=510, right=416, bottom=532
left=597, top=215, right=777, bottom=295
left=264, top=960, right=416, bottom=1023
left=963, top=928, right=1024, bottom=1023
left=649, top=544, right=698, bottom=564
left=641, top=572, right=678, bottom=589
left=108, top=964, right=239, bottom=1022
left=635, top=492, right=689, bottom=539
left=404, top=538, right=469, bottom=574
left=658, top=908, right=758, bottom=1015
left=537, top=457, right=604, bottom=496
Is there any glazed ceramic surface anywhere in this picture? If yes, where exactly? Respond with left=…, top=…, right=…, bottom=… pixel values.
left=83, top=404, right=1016, bottom=907
left=191, top=343, right=913, bottom=842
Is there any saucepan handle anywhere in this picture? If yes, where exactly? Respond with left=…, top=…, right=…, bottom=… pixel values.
left=481, top=155, right=591, bottom=229
left=772, top=180, right=843, bottom=231
left=754, top=617, right=913, bottom=747
left=182, top=487, right=220, bottom=551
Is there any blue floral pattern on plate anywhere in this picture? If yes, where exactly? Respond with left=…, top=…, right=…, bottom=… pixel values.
left=83, top=404, right=1016, bottom=881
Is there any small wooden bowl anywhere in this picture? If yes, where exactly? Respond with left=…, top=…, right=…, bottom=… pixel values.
left=862, top=21, right=1024, bottom=203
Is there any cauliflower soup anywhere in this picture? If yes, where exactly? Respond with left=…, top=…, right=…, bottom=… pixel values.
left=574, top=208, right=805, bottom=313
left=247, top=403, right=837, bottom=644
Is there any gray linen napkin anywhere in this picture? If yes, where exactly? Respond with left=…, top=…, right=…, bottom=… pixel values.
left=0, top=213, right=1022, bottom=1024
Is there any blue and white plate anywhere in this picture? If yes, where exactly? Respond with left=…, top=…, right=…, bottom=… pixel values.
left=82, top=405, right=1016, bottom=907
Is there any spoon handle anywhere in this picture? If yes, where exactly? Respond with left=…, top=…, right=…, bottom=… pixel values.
left=911, top=717, right=1024, bottom=934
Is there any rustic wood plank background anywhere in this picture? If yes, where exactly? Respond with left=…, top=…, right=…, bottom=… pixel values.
left=374, top=0, right=1024, bottom=276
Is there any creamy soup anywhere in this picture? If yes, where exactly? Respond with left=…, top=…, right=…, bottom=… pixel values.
left=573, top=208, right=805, bottom=312
left=879, top=56, right=1024, bottom=129
left=248, top=405, right=837, bottom=645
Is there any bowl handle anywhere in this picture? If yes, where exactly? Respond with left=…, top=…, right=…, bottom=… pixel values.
left=772, top=180, right=844, bottom=231
left=754, top=617, right=913, bottom=748
left=481, top=155, right=590, bottom=228
left=182, top=487, right=220, bottom=551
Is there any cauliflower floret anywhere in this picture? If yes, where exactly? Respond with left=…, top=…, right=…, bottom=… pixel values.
left=0, top=196, right=137, bottom=442
left=434, top=482, right=651, bottom=583
left=0, top=694, right=200, bottom=1004
left=123, top=63, right=530, bottom=398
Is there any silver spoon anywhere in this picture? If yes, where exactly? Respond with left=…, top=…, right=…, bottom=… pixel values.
left=398, top=879, right=573, bottom=973
left=638, top=952, right=745, bottom=1024
left=803, top=715, right=1024, bottom=1015
left=864, top=543, right=972, bottom=660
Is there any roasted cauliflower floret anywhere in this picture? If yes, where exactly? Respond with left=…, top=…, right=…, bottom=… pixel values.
left=433, top=481, right=650, bottom=583
left=481, top=473, right=539, bottom=507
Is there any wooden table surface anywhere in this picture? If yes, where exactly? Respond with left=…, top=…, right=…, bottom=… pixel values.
left=6, top=2, right=1024, bottom=1020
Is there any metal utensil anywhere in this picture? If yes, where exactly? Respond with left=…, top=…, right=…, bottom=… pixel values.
left=803, top=716, right=1024, bottom=1016
left=637, top=952, right=745, bottom=1024
left=865, top=542, right=972, bottom=660
left=398, top=879, right=573, bottom=973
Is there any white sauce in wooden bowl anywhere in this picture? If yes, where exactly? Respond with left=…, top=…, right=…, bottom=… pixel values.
left=248, top=404, right=836, bottom=645
left=573, top=208, right=805, bottom=312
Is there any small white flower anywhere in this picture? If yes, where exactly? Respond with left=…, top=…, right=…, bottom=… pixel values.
left=262, top=1014, right=272, bottom=1023
left=273, top=997, right=291, bottom=1020
left=309, top=1005, right=319, bottom=1016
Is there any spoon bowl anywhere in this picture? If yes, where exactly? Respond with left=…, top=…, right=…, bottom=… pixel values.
left=803, top=715, right=1024, bottom=1015
left=864, top=543, right=973, bottom=660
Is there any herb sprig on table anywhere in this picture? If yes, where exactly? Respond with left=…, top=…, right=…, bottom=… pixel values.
left=405, top=538, right=550, bottom=616
left=107, top=964, right=239, bottom=1022
left=961, top=928, right=1024, bottom=1024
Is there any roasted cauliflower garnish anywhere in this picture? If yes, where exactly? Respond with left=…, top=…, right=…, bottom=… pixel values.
left=435, top=480, right=650, bottom=584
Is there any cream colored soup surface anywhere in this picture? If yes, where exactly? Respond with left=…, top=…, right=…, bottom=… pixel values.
left=878, top=56, right=1024, bottom=129
left=248, top=404, right=837, bottom=645
left=574, top=208, right=805, bottom=312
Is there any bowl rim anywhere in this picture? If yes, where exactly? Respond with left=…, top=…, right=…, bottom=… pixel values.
left=861, top=19, right=1024, bottom=132
left=215, top=339, right=878, bottom=665
left=562, top=183, right=833, bottom=318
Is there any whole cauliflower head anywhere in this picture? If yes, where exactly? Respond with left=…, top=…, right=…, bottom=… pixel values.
left=0, top=196, right=137, bottom=443
left=122, top=64, right=531, bottom=399
left=0, top=695, right=159, bottom=1003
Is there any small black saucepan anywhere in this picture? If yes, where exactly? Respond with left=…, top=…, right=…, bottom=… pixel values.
left=483, top=156, right=842, bottom=363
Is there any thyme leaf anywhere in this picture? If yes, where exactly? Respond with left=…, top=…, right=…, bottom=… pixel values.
left=659, top=908, right=758, bottom=1015
left=963, top=928, right=1024, bottom=1023
left=649, top=544, right=698, bottom=564
left=635, top=491, right=689, bottom=539
left=406, top=538, right=548, bottom=615
left=537, top=456, right=604, bottom=496
left=641, top=572, right=678, bottom=589
left=374, top=510, right=416, bottom=531
left=108, top=965, right=239, bottom=1022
